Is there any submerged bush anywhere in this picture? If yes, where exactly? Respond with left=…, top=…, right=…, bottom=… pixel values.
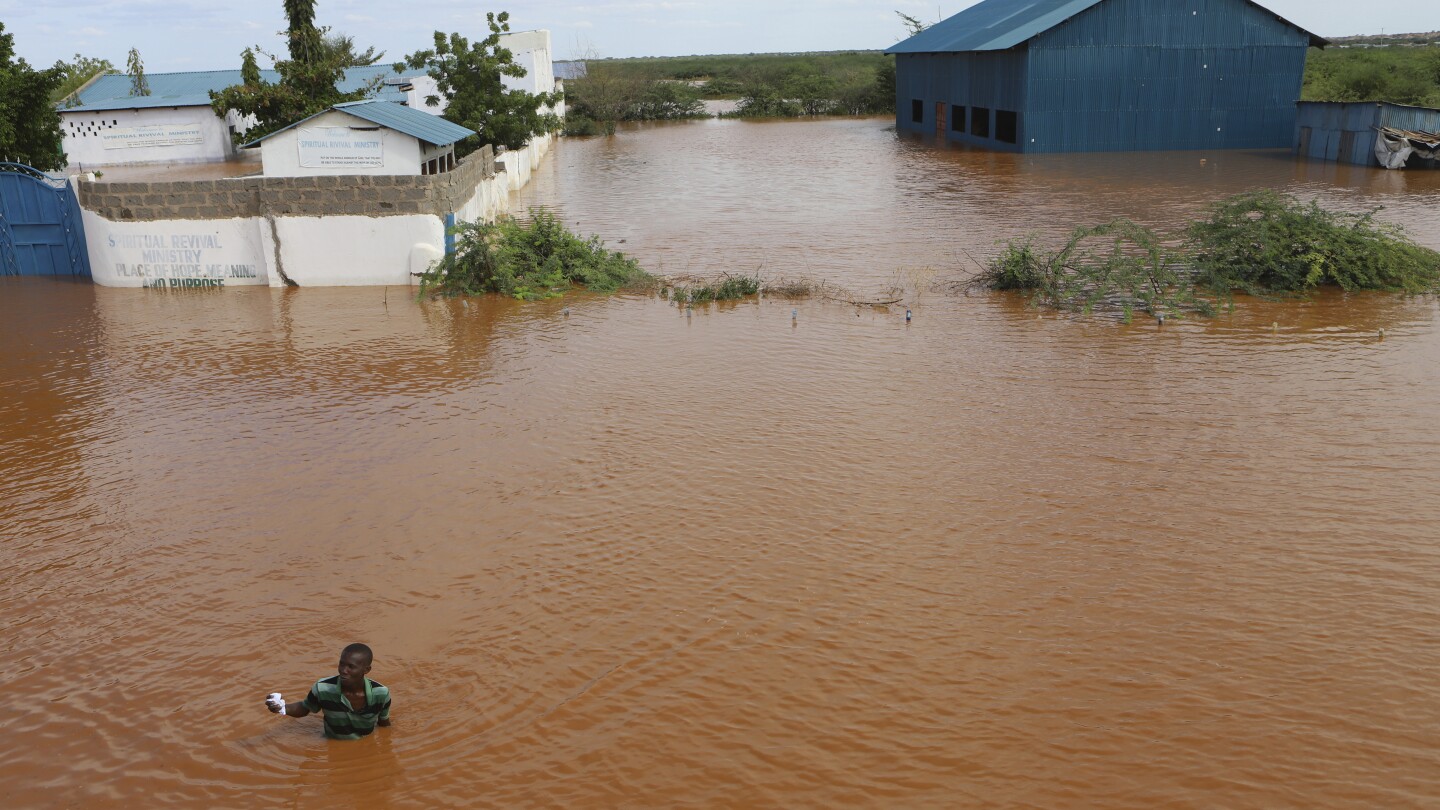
left=418, top=209, right=653, bottom=300
left=666, top=274, right=761, bottom=304
left=981, top=221, right=1217, bottom=320
left=1185, top=190, right=1440, bottom=295
left=981, top=191, right=1440, bottom=317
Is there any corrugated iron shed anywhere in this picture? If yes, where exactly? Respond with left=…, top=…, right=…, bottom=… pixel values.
left=241, top=100, right=476, bottom=149
left=1296, top=101, right=1440, bottom=166
left=889, top=0, right=1323, bottom=154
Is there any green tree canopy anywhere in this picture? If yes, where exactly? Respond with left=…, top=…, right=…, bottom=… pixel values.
left=50, top=54, right=117, bottom=105
left=209, top=0, right=381, bottom=145
left=0, top=23, right=66, bottom=170
left=401, top=12, right=562, bottom=154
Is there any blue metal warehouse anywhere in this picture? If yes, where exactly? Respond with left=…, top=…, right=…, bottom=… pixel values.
left=887, top=0, right=1325, bottom=153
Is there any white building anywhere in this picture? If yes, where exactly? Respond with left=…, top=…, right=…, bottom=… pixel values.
left=246, top=100, right=476, bottom=177
left=58, top=65, right=431, bottom=170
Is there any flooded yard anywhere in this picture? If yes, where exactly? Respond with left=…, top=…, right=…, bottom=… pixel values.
left=4, top=116, right=1440, bottom=808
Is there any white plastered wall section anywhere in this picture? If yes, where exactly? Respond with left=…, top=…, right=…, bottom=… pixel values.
left=82, top=213, right=272, bottom=288
left=61, top=106, right=235, bottom=169
left=83, top=209, right=452, bottom=288
left=261, top=214, right=448, bottom=286
left=259, top=110, right=424, bottom=177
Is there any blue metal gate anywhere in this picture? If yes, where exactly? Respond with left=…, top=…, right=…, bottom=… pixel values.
left=0, top=163, right=91, bottom=278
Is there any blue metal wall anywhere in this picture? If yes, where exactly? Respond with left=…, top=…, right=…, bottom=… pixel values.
left=894, top=51, right=1028, bottom=151
left=1296, top=101, right=1440, bottom=165
left=895, top=0, right=1311, bottom=153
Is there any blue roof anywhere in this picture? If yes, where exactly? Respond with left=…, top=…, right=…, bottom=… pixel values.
left=554, top=60, right=588, bottom=80
left=242, top=100, right=476, bottom=148
left=61, top=64, right=429, bottom=113
left=885, top=0, right=1325, bottom=54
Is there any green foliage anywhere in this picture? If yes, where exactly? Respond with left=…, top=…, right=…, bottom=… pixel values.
left=418, top=209, right=652, bottom=300
left=126, top=48, right=149, bottom=97
left=631, top=81, right=707, bottom=120
left=564, top=62, right=707, bottom=133
left=402, top=12, right=563, bottom=154
left=982, top=221, right=1216, bottom=318
left=209, top=0, right=378, bottom=145
left=321, top=32, right=384, bottom=68
left=571, top=51, right=895, bottom=116
left=667, top=275, right=761, bottom=304
left=983, top=236, right=1047, bottom=290
left=49, top=54, right=116, bottom=104
left=1186, top=190, right=1440, bottom=295
left=0, top=23, right=66, bottom=170
left=1303, top=45, right=1440, bottom=107
left=981, top=192, right=1440, bottom=317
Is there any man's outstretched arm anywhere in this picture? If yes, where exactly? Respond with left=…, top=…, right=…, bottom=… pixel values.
left=264, top=695, right=313, bottom=717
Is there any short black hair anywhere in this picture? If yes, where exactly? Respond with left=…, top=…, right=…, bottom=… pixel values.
left=341, top=642, right=373, bottom=664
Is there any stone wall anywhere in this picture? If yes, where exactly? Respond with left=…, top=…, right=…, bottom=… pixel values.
left=77, top=146, right=496, bottom=222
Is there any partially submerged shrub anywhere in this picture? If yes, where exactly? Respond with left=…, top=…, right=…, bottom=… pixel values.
left=418, top=209, right=653, bottom=300
left=982, top=220, right=1217, bottom=320
left=667, top=274, right=760, bottom=304
left=978, top=236, right=1046, bottom=291
left=980, top=191, right=1440, bottom=318
left=1186, top=190, right=1440, bottom=295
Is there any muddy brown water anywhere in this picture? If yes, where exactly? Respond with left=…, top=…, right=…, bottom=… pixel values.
left=4, top=117, right=1440, bottom=808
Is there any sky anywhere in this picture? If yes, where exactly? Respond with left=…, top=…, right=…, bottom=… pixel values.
left=1, top=0, right=1435, bottom=73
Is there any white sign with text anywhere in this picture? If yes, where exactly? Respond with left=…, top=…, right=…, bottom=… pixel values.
left=297, top=127, right=385, bottom=169
left=101, top=123, right=205, bottom=150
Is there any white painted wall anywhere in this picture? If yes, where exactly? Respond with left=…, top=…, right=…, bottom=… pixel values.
left=499, top=30, right=554, bottom=96
left=495, top=132, right=554, bottom=192
left=404, top=76, right=447, bottom=115
left=262, top=215, right=445, bottom=286
left=62, top=106, right=235, bottom=169
left=258, top=110, right=423, bottom=177
left=83, top=214, right=271, bottom=288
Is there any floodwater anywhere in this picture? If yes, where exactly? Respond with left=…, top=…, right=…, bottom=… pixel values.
left=4, top=117, right=1440, bottom=809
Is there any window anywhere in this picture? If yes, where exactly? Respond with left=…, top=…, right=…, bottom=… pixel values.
left=995, top=110, right=1018, bottom=144
left=970, top=106, right=990, bottom=138
left=911, top=99, right=924, bottom=124
left=951, top=105, right=966, bottom=132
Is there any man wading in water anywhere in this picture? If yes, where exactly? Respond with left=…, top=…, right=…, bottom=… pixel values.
left=266, top=643, right=392, bottom=739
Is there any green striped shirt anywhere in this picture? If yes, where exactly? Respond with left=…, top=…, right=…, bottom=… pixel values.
left=302, top=676, right=391, bottom=740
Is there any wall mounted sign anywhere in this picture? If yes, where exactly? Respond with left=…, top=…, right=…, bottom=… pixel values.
left=297, top=127, right=385, bottom=168
left=101, top=123, right=205, bottom=150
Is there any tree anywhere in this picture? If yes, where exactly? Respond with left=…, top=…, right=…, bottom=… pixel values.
left=50, top=54, right=117, bottom=105
left=126, top=47, right=150, bottom=96
left=321, top=33, right=385, bottom=68
left=401, top=12, right=562, bottom=154
left=0, top=23, right=66, bottom=170
left=209, top=0, right=380, bottom=144
left=896, top=11, right=928, bottom=37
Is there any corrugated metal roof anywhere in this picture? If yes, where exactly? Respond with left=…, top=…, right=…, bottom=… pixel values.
left=328, top=100, right=475, bottom=145
left=885, top=0, right=1325, bottom=54
left=242, top=100, right=476, bottom=148
left=553, top=61, right=588, bottom=80
left=62, top=64, right=429, bottom=113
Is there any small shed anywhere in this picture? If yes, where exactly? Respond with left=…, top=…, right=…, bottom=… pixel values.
left=887, top=0, right=1325, bottom=153
left=1295, top=101, right=1440, bottom=169
left=58, top=65, right=431, bottom=169
left=244, top=100, right=477, bottom=178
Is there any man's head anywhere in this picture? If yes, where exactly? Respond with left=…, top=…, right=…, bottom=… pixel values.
left=337, top=642, right=373, bottom=688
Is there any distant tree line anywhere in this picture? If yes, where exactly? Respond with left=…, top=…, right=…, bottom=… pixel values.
left=564, top=51, right=895, bottom=134
left=1303, top=45, right=1440, bottom=108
